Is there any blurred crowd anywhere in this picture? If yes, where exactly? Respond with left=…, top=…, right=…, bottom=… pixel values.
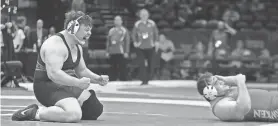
left=1, top=17, right=56, bottom=61
left=1, top=0, right=278, bottom=86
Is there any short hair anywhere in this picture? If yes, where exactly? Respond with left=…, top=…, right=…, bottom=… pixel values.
left=196, top=72, right=213, bottom=95
left=64, top=11, right=93, bottom=29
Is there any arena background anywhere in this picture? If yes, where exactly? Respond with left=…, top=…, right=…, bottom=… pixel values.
left=2, top=0, right=278, bottom=126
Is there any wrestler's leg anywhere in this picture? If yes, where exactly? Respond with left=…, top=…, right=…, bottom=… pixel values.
left=80, top=90, right=103, bottom=120
left=38, top=97, right=82, bottom=123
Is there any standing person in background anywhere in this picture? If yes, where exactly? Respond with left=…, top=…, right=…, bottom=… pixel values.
left=48, top=26, right=56, bottom=38
left=106, top=16, right=130, bottom=81
left=132, top=9, right=159, bottom=85
left=156, top=34, right=175, bottom=78
left=71, top=0, right=86, bottom=13
left=12, top=21, right=25, bottom=54
left=30, top=19, right=48, bottom=52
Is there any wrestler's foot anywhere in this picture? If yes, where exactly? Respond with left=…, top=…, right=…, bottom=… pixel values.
left=11, top=104, right=38, bottom=121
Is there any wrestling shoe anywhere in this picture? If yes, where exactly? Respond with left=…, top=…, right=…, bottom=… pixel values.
left=11, top=104, right=38, bottom=121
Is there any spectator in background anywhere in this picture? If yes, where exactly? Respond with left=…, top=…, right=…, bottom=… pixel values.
left=107, top=16, right=130, bottom=81
left=177, top=3, right=193, bottom=25
left=23, top=26, right=31, bottom=51
left=189, top=41, right=209, bottom=78
left=156, top=34, right=175, bottom=78
left=256, top=43, right=271, bottom=82
left=210, top=21, right=236, bottom=48
left=209, top=5, right=221, bottom=20
left=250, top=0, right=265, bottom=12
left=30, top=19, right=48, bottom=52
left=132, top=9, right=159, bottom=85
left=12, top=21, right=25, bottom=54
left=222, top=5, right=240, bottom=27
left=71, top=0, right=86, bottom=12
left=48, top=26, right=56, bottom=37
left=209, top=21, right=236, bottom=74
left=1, top=22, right=16, bottom=61
left=236, top=0, right=249, bottom=13
left=230, top=40, right=248, bottom=68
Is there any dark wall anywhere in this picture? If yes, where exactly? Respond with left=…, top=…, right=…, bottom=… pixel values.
left=36, top=0, right=70, bottom=31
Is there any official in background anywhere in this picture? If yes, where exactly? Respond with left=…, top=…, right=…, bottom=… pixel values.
left=106, top=16, right=130, bottom=81
left=30, top=19, right=48, bottom=52
left=132, top=9, right=159, bottom=85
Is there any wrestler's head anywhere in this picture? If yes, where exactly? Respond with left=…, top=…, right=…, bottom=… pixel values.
left=64, top=11, right=92, bottom=45
left=197, top=72, right=231, bottom=101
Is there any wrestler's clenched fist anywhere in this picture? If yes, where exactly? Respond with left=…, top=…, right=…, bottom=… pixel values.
left=78, top=77, right=91, bottom=89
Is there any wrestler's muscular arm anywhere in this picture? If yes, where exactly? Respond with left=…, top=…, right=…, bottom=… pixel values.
left=74, top=45, right=102, bottom=84
left=214, top=74, right=251, bottom=121
left=43, top=37, right=89, bottom=89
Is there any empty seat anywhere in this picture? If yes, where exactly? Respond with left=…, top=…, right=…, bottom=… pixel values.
left=255, top=15, right=268, bottom=23
left=172, top=20, right=184, bottom=29
left=89, top=12, right=101, bottom=18
left=240, top=14, right=253, bottom=23
left=235, top=21, right=249, bottom=30
left=157, top=20, right=170, bottom=29
left=252, top=21, right=263, bottom=30
left=151, top=13, right=163, bottom=21
left=96, top=26, right=108, bottom=34
left=93, top=19, right=104, bottom=27
left=266, top=22, right=277, bottom=30
left=270, top=15, right=278, bottom=22
left=164, top=12, right=176, bottom=23
left=149, top=5, right=163, bottom=13
left=206, top=20, right=218, bottom=29
left=191, top=20, right=207, bottom=29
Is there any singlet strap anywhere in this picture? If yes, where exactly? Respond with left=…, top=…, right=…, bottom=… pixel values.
left=56, top=33, right=71, bottom=53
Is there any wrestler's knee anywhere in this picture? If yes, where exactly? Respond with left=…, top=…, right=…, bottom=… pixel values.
left=63, top=111, right=82, bottom=123
left=55, top=97, right=82, bottom=123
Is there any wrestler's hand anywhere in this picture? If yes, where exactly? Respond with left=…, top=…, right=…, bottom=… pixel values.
left=97, top=75, right=109, bottom=86
left=235, top=74, right=246, bottom=85
left=78, top=77, right=91, bottom=90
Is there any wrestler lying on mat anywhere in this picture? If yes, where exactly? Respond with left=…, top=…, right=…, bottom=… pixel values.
left=197, top=72, right=278, bottom=122
left=11, top=11, right=109, bottom=123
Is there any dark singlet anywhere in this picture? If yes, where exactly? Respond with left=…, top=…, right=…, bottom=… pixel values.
left=33, top=33, right=81, bottom=82
left=212, top=88, right=278, bottom=122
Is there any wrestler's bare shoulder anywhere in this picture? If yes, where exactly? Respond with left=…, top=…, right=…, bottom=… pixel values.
left=41, top=35, right=67, bottom=53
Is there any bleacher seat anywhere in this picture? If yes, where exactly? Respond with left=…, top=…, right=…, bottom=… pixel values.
left=151, top=13, right=163, bottom=22
left=252, top=21, right=263, bottom=30
left=206, top=20, right=218, bottom=29
left=164, top=12, right=176, bottom=23
left=255, top=15, right=268, bottom=23
left=191, top=20, right=207, bottom=29
left=172, top=20, right=184, bottom=29
left=93, top=19, right=104, bottom=27
left=266, top=22, right=277, bottom=31
left=240, top=14, right=253, bottom=23
left=268, top=7, right=277, bottom=14
left=96, top=26, right=108, bottom=34
left=149, top=5, right=163, bottom=13
left=235, top=21, right=249, bottom=30
left=157, top=20, right=170, bottom=29
left=270, top=15, right=278, bottom=22
left=89, top=12, right=101, bottom=18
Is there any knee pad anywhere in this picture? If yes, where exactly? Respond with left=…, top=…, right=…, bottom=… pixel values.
left=81, top=90, right=103, bottom=120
